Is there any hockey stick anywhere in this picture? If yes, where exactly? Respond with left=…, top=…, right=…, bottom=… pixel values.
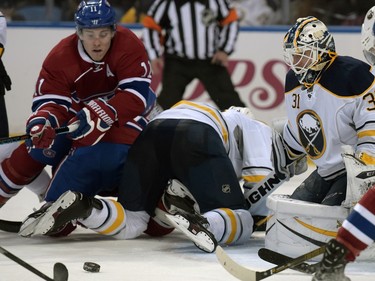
left=0, top=219, right=21, bottom=233
left=246, top=173, right=285, bottom=211
left=0, top=123, right=79, bottom=145
left=257, top=248, right=320, bottom=274
left=0, top=246, right=69, bottom=281
left=216, top=245, right=325, bottom=281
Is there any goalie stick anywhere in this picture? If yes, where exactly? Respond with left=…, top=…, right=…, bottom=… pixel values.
left=0, top=123, right=79, bottom=145
left=215, top=245, right=325, bottom=281
left=0, top=246, right=68, bottom=281
left=257, top=248, right=320, bottom=274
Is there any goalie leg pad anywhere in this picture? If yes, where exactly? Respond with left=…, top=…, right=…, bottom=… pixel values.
left=265, top=194, right=375, bottom=261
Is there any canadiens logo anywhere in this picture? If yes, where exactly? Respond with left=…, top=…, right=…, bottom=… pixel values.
left=297, top=111, right=326, bottom=159
left=43, top=148, right=56, bottom=158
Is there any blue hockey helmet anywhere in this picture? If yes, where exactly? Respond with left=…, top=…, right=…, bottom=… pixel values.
left=75, top=0, right=116, bottom=30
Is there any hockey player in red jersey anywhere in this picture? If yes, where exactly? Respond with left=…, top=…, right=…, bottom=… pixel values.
left=312, top=186, right=375, bottom=281
left=0, top=0, right=155, bottom=209
left=312, top=7, right=375, bottom=281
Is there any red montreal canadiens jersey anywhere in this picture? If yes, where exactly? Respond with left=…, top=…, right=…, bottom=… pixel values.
left=32, top=25, right=153, bottom=145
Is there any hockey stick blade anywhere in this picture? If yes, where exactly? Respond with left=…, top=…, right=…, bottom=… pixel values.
left=54, top=262, right=69, bottom=281
left=216, top=245, right=325, bottom=281
left=0, top=246, right=68, bottom=280
left=0, top=219, right=22, bottom=233
left=0, top=123, right=79, bottom=145
left=258, top=248, right=320, bottom=274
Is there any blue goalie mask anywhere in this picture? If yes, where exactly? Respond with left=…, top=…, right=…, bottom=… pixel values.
left=283, top=16, right=336, bottom=88
left=75, top=0, right=116, bottom=30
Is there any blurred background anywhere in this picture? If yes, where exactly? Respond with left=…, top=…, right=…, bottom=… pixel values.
left=1, top=0, right=374, bottom=134
left=0, top=0, right=373, bottom=26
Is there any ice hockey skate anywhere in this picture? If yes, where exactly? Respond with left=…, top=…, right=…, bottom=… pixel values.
left=163, top=179, right=200, bottom=215
left=165, top=212, right=217, bottom=253
left=23, top=191, right=101, bottom=236
left=154, top=179, right=201, bottom=227
left=312, top=239, right=351, bottom=281
left=19, top=203, right=52, bottom=237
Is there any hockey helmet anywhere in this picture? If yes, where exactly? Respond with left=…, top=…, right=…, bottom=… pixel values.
left=361, top=6, right=375, bottom=65
left=75, top=0, right=116, bottom=30
left=283, top=16, right=336, bottom=87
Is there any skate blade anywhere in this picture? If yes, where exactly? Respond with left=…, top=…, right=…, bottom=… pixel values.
left=33, top=191, right=77, bottom=236
left=19, top=215, right=45, bottom=237
left=165, top=213, right=216, bottom=253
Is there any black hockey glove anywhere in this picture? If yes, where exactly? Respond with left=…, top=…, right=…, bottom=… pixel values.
left=0, top=58, right=11, bottom=95
left=272, top=129, right=306, bottom=181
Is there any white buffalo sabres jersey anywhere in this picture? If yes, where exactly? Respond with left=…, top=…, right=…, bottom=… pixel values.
left=154, top=101, right=274, bottom=185
left=283, top=56, right=375, bottom=180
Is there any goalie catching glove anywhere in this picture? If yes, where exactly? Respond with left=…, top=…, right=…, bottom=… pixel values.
left=271, top=129, right=307, bottom=181
left=68, top=98, right=117, bottom=146
left=25, top=110, right=58, bottom=149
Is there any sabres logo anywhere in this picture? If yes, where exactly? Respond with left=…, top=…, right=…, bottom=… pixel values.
left=297, top=111, right=325, bottom=159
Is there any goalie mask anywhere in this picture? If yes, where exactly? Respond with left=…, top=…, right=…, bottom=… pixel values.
left=283, top=16, right=336, bottom=88
left=75, top=0, right=116, bottom=31
left=361, top=6, right=375, bottom=65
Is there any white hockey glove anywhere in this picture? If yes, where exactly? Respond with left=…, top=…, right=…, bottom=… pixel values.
left=271, top=129, right=306, bottom=181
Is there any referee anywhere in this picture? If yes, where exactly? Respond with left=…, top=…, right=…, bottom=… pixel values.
left=142, top=0, right=245, bottom=110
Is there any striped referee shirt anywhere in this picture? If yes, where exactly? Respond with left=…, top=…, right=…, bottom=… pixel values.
left=142, top=0, right=239, bottom=61
left=0, top=11, right=6, bottom=57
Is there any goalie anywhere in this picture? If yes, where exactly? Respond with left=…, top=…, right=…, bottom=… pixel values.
left=265, top=14, right=375, bottom=269
left=273, top=15, right=375, bottom=205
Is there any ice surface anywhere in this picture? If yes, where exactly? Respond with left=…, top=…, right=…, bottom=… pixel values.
left=0, top=169, right=374, bottom=281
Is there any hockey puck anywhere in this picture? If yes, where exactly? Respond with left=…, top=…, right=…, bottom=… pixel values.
left=83, top=262, right=100, bottom=273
